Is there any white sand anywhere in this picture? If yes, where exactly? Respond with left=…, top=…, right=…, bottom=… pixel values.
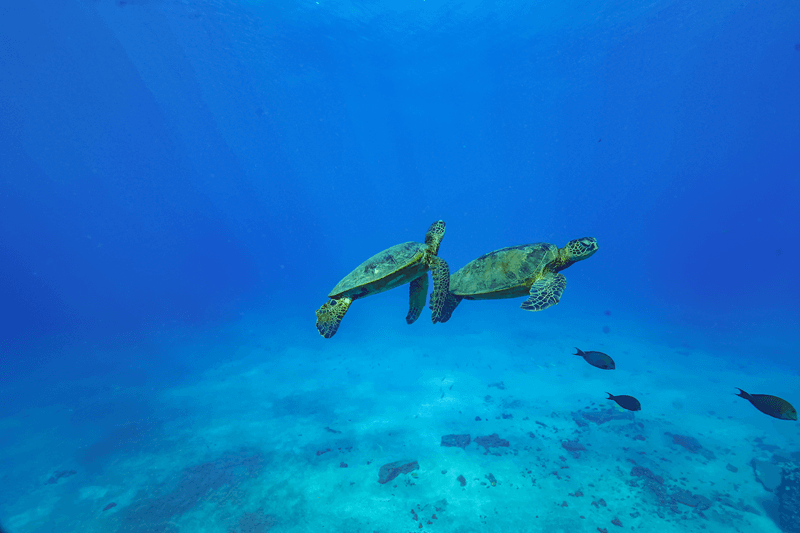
left=1, top=297, right=798, bottom=533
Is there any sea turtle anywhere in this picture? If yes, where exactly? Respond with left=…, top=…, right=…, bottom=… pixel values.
left=437, top=237, right=598, bottom=322
left=315, top=220, right=451, bottom=339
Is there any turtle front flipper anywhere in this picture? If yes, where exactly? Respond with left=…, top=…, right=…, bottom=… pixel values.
left=406, top=274, right=429, bottom=324
left=315, top=297, right=352, bottom=338
left=437, top=293, right=462, bottom=323
left=427, top=256, right=451, bottom=323
left=520, top=272, right=567, bottom=311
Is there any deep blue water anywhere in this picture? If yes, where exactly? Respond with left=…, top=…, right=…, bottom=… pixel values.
left=1, top=1, right=799, bottom=532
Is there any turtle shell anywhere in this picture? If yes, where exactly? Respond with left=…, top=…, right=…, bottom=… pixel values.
left=328, top=241, right=429, bottom=299
left=450, top=243, right=558, bottom=299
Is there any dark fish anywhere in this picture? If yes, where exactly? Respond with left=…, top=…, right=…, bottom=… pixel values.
left=606, top=393, right=641, bottom=411
left=736, top=388, right=797, bottom=421
left=575, top=348, right=615, bottom=370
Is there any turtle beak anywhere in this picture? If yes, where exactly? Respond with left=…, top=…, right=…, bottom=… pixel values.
left=575, top=237, right=598, bottom=257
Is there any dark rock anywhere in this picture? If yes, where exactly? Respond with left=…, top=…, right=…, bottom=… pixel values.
left=666, top=433, right=715, bottom=460
left=103, top=502, right=117, bottom=511
left=752, top=459, right=783, bottom=492
left=501, top=413, right=513, bottom=419
left=643, top=478, right=672, bottom=507
left=577, top=408, right=634, bottom=425
left=611, top=517, right=622, bottom=526
left=440, top=434, right=471, bottom=449
left=502, top=399, right=522, bottom=409
left=118, top=450, right=264, bottom=531
left=378, top=460, right=419, bottom=484
left=726, top=463, right=738, bottom=473
left=671, top=489, right=711, bottom=510
left=45, top=470, right=77, bottom=485
left=475, top=416, right=482, bottom=421
left=457, top=475, right=466, bottom=487
left=324, top=426, right=342, bottom=434
left=339, top=462, right=348, bottom=468
left=474, top=434, right=510, bottom=451
left=779, top=464, right=800, bottom=533
left=716, top=495, right=760, bottom=515
left=235, top=509, right=276, bottom=533
left=668, top=433, right=702, bottom=452
left=630, top=466, right=664, bottom=485
left=753, top=437, right=780, bottom=453
left=488, top=382, right=505, bottom=390
left=562, top=440, right=587, bottom=453
left=485, top=473, right=497, bottom=486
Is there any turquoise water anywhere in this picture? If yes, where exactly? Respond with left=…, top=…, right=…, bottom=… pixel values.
left=1, top=1, right=799, bottom=532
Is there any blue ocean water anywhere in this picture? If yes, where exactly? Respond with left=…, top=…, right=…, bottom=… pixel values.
left=1, top=0, right=799, bottom=532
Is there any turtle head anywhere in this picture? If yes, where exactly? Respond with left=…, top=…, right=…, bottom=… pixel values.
left=424, top=220, right=446, bottom=255
left=558, top=237, right=598, bottom=269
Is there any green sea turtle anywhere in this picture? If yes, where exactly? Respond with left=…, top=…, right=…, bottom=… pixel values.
left=315, top=220, right=451, bottom=339
left=438, top=237, right=598, bottom=322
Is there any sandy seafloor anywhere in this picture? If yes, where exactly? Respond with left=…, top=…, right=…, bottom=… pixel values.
left=1, top=296, right=798, bottom=533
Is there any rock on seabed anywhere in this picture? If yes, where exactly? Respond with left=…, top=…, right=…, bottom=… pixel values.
left=779, top=465, right=800, bottom=533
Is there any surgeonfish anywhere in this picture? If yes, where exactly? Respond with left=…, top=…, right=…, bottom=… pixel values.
left=736, top=388, right=797, bottom=421
left=606, top=393, right=641, bottom=411
left=575, top=348, right=615, bottom=370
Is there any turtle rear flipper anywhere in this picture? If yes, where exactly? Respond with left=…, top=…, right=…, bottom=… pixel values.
left=406, top=274, right=429, bottom=324
left=520, top=272, right=566, bottom=311
left=437, top=293, right=461, bottom=323
left=316, top=298, right=352, bottom=338
left=427, top=256, right=451, bottom=323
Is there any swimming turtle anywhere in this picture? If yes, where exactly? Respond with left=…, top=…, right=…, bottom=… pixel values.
left=438, top=237, right=598, bottom=322
left=315, top=220, right=451, bottom=339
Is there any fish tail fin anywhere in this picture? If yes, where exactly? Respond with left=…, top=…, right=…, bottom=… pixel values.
left=574, top=348, right=585, bottom=356
left=605, top=392, right=614, bottom=399
left=735, top=388, right=752, bottom=400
